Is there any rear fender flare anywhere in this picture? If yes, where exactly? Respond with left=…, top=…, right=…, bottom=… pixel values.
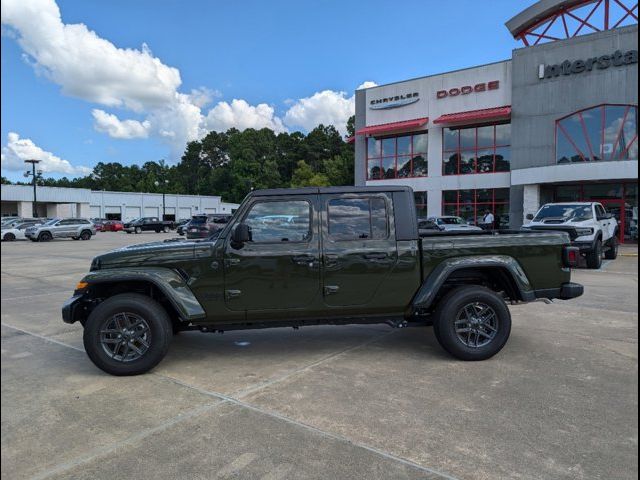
left=80, top=267, right=206, bottom=321
left=411, top=255, right=534, bottom=310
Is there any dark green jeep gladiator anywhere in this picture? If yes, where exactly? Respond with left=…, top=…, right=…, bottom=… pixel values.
left=62, top=186, right=584, bottom=376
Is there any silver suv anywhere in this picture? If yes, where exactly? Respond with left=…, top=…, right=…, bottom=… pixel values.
left=25, top=218, right=96, bottom=242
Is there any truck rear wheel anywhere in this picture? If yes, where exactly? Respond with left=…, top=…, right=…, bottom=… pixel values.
left=433, top=286, right=511, bottom=361
left=83, top=293, right=173, bottom=376
left=604, top=236, right=618, bottom=260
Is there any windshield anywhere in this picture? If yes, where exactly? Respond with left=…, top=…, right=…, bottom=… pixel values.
left=534, top=204, right=593, bottom=222
left=439, top=217, right=465, bottom=225
left=43, top=218, right=59, bottom=226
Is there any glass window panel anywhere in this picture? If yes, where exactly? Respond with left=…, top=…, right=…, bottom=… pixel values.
left=460, top=128, right=476, bottom=150
left=603, top=105, right=630, bottom=160
left=382, top=138, right=395, bottom=157
left=495, top=123, right=511, bottom=146
left=476, top=189, right=492, bottom=203
left=476, top=149, right=494, bottom=173
left=367, top=159, right=381, bottom=180
left=557, top=127, right=581, bottom=163
left=495, top=204, right=510, bottom=229
left=626, top=137, right=638, bottom=161
left=412, top=133, right=428, bottom=154
left=443, top=190, right=458, bottom=204
left=416, top=204, right=428, bottom=218
left=621, top=107, right=638, bottom=160
left=459, top=205, right=476, bottom=225
left=443, top=153, right=460, bottom=175
left=371, top=198, right=388, bottom=239
left=625, top=183, right=638, bottom=203
left=414, top=191, right=427, bottom=206
left=583, top=183, right=623, bottom=200
left=443, top=205, right=457, bottom=217
left=477, top=125, right=494, bottom=148
left=494, top=188, right=510, bottom=203
left=459, top=190, right=474, bottom=204
left=381, top=157, right=396, bottom=179
left=397, top=156, right=412, bottom=178
left=397, top=135, right=411, bottom=156
left=495, top=146, right=511, bottom=172
left=460, top=152, right=475, bottom=174
left=244, top=201, right=311, bottom=243
left=367, top=137, right=381, bottom=158
left=411, top=154, right=428, bottom=177
left=580, top=107, right=603, bottom=161
left=443, top=128, right=458, bottom=151
left=328, top=198, right=370, bottom=240
left=558, top=116, right=590, bottom=162
left=554, top=185, right=582, bottom=202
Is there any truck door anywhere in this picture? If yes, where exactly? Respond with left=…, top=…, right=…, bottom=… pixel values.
left=223, top=195, right=321, bottom=312
left=320, top=193, right=398, bottom=307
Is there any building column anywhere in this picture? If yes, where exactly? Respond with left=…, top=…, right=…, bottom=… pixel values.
left=522, top=184, right=541, bottom=225
left=17, top=201, right=33, bottom=218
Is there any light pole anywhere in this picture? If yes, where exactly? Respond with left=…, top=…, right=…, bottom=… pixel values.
left=24, top=159, right=41, bottom=218
left=154, top=179, right=169, bottom=220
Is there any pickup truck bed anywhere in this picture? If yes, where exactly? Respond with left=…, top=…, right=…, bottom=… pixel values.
left=63, top=186, right=583, bottom=376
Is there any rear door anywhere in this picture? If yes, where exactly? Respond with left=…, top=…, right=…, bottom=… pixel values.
left=54, top=219, right=76, bottom=238
left=223, top=195, right=321, bottom=313
left=595, top=204, right=615, bottom=241
left=320, top=193, right=397, bottom=307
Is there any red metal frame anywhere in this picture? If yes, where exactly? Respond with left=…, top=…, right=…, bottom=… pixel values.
left=442, top=188, right=511, bottom=226
left=366, top=132, right=428, bottom=181
left=515, top=0, right=638, bottom=46
left=556, top=104, right=638, bottom=163
left=442, top=123, right=511, bottom=176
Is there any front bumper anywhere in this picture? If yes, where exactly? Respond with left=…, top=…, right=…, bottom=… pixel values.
left=571, top=240, right=596, bottom=253
left=62, top=294, right=84, bottom=324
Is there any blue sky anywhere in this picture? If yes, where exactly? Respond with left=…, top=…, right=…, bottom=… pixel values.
left=1, top=0, right=535, bottom=181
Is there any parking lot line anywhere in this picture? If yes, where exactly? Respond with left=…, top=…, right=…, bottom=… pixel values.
left=2, top=321, right=459, bottom=480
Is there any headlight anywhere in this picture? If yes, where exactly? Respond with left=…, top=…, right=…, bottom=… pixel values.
left=575, top=228, right=594, bottom=236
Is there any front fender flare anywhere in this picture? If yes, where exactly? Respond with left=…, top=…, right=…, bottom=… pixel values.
left=411, top=255, right=534, bottom=310
left=81, top=267, right=206, bottom=321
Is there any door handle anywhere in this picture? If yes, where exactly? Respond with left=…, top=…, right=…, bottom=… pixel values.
left=225, top=289, right=241, bottom=300
left=324, top=285, right=339, bottom=296
left=363, top=252, right=388, bottom=260
left=323, top=254, right=339, bottom=267
left=224, top=258, right=240, bottom=268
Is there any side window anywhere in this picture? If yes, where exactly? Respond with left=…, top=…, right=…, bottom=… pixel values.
left=328, top=197, right=388, bottom=241
left=243, top=200, right=311, bottom=243
left=596, top=205, right=606, bottom=218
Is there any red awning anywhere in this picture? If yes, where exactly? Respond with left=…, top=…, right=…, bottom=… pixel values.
left=433, top=106, right=511, bottom=125
left=356, top=117, right=428, bottom=136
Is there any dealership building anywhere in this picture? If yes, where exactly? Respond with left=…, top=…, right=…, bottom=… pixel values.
left=0, top=184, right=239, bottom=221
left=354, top=0, right=638, bottom=241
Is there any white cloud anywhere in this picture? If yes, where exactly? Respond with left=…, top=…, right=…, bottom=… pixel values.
left=1, top=132, right=92, bottom=176
left=92, top=109, right=150, bottom=139
left=357, top=81, right=378, bottom=90
left=205, top=99, right=287, bottom=133
left=283, top=81, right=377, bottom=136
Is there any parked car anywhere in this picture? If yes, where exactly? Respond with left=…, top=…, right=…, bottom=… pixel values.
left=420, top=216, right=483, bottom=232
left=123, top=217, right=174, bottom=234
left=522, top=202, right=618, bottom=269
left=25, top=218, right=96, bottom=242
left=175, top=219, right=191, bottom=236
left=1, top=216, right=22, bottom=227
left=62, top=186, right=583, bottom=376
left=102, top=220, right=124, bottom=232
left=185, top=214, right=231, bottom=239
left=1, top=219, right=44, bottom=241
left=91, top=218, right=106, bottom=232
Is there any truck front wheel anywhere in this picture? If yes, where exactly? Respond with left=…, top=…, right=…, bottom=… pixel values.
left=83, top=293, right=173, bottom=376
left=433, top=286, right=511, bottom=361
left=586, top=239, right=603, bottom=269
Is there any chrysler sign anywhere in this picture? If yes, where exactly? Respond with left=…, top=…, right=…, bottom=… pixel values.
left=369, top=92, right=420, bottom=110
left=538, top=49, right=638, bottom=79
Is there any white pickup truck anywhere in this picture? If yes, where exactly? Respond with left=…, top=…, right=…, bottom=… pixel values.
left=523, top=202, right=618, bottom=269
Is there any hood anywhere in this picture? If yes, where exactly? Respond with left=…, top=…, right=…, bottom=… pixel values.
left=91, top=238, right=206, bottom=270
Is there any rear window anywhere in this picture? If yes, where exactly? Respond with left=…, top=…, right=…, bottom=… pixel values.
left=190, top=216, right=207, bottom=225
left=328, top=197, right=388, bottom=241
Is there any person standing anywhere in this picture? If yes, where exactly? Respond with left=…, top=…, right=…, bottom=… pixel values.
left=481, top=209, right=495, bottom=230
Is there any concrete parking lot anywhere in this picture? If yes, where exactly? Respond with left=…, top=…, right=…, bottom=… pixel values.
left=1, top=232, right=638, bottom=480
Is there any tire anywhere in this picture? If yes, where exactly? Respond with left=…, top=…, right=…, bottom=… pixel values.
left=432, top=285, right=511, bottom=361
left=155, top=229, right=161, bottom=233
left=586, top=238, right=603, bottom=269
left=80, top=230, right=92, bottom=241
left=604, top=236, right=618, bottom=260
left=38, top=231, right=52, bottom=242
left=163, top=225, right=170, bottom=233
left=135, top=227, right=142, bottom=234
left=83, top=293, right=173, bottom=376
left=3, top=233, right=16, bottom=241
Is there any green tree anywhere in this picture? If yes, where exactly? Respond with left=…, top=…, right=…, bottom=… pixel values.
left=290, top=160, right=330, bottom=187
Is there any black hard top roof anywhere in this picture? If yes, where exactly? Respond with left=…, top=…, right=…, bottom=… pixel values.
left=249, top=186, right=414, bottom=197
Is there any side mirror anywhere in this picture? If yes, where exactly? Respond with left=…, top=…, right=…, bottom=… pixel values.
left=232, top=223, right=251, bottom=244
left=526, top=214, right=534, bottom=220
